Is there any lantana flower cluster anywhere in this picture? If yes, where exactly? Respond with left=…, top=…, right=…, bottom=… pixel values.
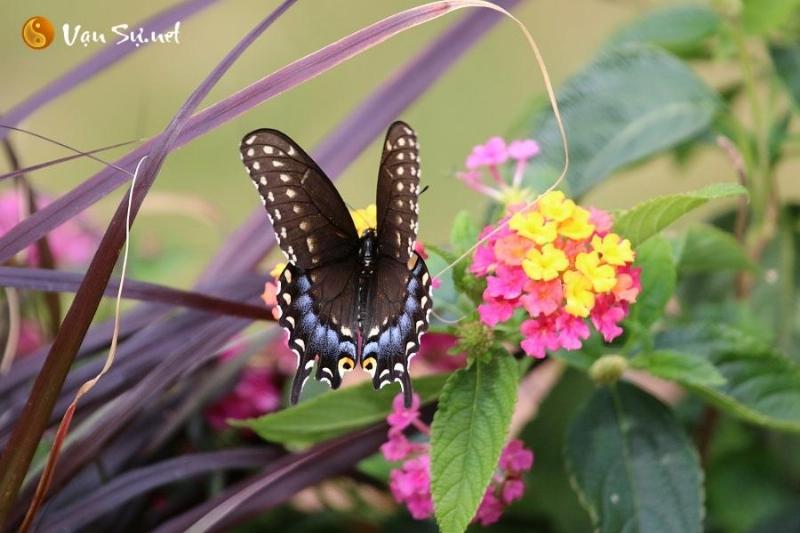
left=382, top=394, right=533, bottom=525
left=461, top=137, right=641, bottom=358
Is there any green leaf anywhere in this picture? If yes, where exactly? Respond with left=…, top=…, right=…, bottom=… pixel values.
left=655, top=324, right=800, bottom=432
left=431, top=355, right=518, bottom=533
left=614, top=182, right=747, bottom=246
left=565, top=382, right=703, bottom=533
left=630, top=350, right=726, bottom=386
left=237, top=374, right=448, bottom=445
left=770, top=42, right=800, bottom=106
left=605, top=5, right=721, bottom=56
left=450, top=210, right=479, bottom=254
left=676, top=224, right=755, bottom=274
left=630, top=235, right=676, bottom=327
left=526, top=45, right=719, bottom=196
left=742, top=0, right=800, bottom=34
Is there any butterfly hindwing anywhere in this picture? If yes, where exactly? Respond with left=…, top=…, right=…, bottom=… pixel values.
left=361, top=253, right=432, bottom=407
left=276, top=261, right=359, bottom=404
left=240, top=129, right=359, bottom=270
left=376, top=121, right=420, bottom=264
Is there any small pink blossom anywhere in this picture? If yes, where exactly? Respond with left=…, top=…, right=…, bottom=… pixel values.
left=556, top=311, right=591, bottom=350
left=485, top=265, right=528, bottom=300
left=588, top=207, right=614, bottom=236
left=478, top=298, right=515, bottom=327
left=521, top=279, right=563, bottom=317
left=389, top=455, right=433, bottom=519
left=474, top=491, right=504, bottom=526
left=417, top=333, right=466, bottom=371
left=501, top=479, right=526, bottom=504
left=500, top=439, right=535, bottom=475
left=387, top=392, right=421, bottom=430
left=470, top=243, right=497, bottom=276
left=17, top=320, right=44, bottom=358
left=413, top=241, right=429, bottom=260
left=590, top=295, right=627, bottom=342
left=205, top=364, right=282, bottom=431
left=613, top=266, right=642, bottom=303
left=467, top=137, right=509, bottom=169
left=508, top=139, right=540, bottom=161
left=520, top=317, right=559, bottom=358
left=381, top=429, right=417, bottom=461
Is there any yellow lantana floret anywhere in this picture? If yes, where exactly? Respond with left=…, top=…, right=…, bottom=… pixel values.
left=510, top=211, right=557, bottom=245
left=538, top=190, right=576, bottom=222
left=270, top=262, right=286, bottom=278
left=558, top=206, right=594, bottom=240
left=351, top=204, right=377, bottom=236
left=591, top=233, right=634, bottom=266
left=575, top=251, right=617, bottom=293
left=522, top=243, right=568, bottom=281
left=563, top=270, right=595, bottom=317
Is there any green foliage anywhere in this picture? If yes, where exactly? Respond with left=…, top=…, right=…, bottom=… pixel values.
left=430, top=354, right=518, bottom=533
left=655, top=324, right=800, bottom=432
left=742, top=0, right=800, bottom=34
left=630, top=350, right=726, bottom=387
left=526, top=45, right=720, bottom=196
left=605, top=5, right=721, bottom=56
left=629, top=235, right=676, bottom=327
left=613, top=182, right=748, bottom=246
left=236, top=374, right=447, bottom=445
left=676, top=224, right=755, bottom=274
left=565, top=382, right=703, bottom=533
left=769, top=42, right=800, bottom=106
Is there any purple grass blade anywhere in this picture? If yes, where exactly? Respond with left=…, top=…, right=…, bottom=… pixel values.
left=0, top=139, right=140, bottom=182
left=0, top=1, right=297, bottom=522
left=0, top=0, right=505, bottom=264
left=0, top=266, right=271, bottom=321
left=202, top=0, right=521, bottom=279
left=153, top=424, right=388, bottom=533
left=0, top=0, right=219, bottom=142
left=36, top=448, right=280, bottom=531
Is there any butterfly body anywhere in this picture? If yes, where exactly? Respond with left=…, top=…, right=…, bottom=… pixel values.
left=241, top=121, right=431, bottom=407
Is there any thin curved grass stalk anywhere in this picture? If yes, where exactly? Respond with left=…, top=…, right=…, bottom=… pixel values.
left=0, top=138, right=143, bottom=182
left=19, top=155, right=143, bottom=532
left=0, top=288, right=20, bottom=375
left=0, top=0, right=220, bottom=143
left=0, top=1, right=297, bottom=523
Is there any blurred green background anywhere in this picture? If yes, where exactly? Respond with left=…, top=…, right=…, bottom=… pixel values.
left=4, top=0, right=788, bottom=287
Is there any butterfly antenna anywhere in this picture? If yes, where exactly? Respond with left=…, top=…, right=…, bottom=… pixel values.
left=0, top=124, right=138, bottom=177
left=433, top=4, right=570, bottom=280
left=430, top=308, right=464, bottom=325
left=419, top=184, right=430, bottom=196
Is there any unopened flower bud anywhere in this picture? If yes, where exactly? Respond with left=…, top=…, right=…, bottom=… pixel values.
left=589, top=354, right=628, bottom=384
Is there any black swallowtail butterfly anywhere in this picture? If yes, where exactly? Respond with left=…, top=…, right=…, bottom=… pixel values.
left=240, top=121, right=432, bottom=407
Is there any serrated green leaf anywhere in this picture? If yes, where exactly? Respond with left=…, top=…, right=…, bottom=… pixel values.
left=655, top=324, right=800, bottom=432
left=614, top=182, right=747, bottom=246
left=450, top=210, right=479, bottom=254
left=630, top=235, right=676, bottom=327
left=526, top=45, right=719, bottom=196
left=431, top=355, right=518, bottom=533
left=237, top=374, right=448, bottom=445
left=770, top=42, right=800, bottom=106
left=605, top=5, right=720, bottom=56
left=676, top=224, right=755, bottom=274
left=630, top=350, right=726, bottom=386
left=565, top=382, right=703, bottom=533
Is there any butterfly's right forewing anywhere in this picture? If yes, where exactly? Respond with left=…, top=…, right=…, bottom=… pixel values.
left=240, top=129, right=359, bottom=270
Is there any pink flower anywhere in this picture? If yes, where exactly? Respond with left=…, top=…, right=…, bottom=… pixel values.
left=381, top=429, right=417, bottom=461
left=520, top=317, right=559, bottom=358
left=205, top=364, right=282, bottom=431
left=17, top=320, right=44, bottom=358
left=500, top=439, right=534, bottom=475
left=556, top=311, right=590, bottom=350
left=521, top=279, right=563, bottom=317
left=474, top=491, right=504, bottom=526
left=588, top=207, right=614, bottom=236
left=590, top=295, right=627, bottom=342
left=502, top=479, right=526, bottom=504
left=387, top=392, right=421, bottom=430
left=417, top=333, right=466, bottom=371
left=508, top=139, right=540, bottom=161
left=389, top=455, right=434, bottom=519
left=486, top=265, right=528, bottom=300
left=613, top=266, right=641, bottom=304
left=470, top=243, right=497, bottom=276
left=0, top=191, right=96, bottom=267
left=413, top=241, right=429, bottom=260
left=479, top=298, right=515, bottom=327
left=466, top=137, right=509, bottom=169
